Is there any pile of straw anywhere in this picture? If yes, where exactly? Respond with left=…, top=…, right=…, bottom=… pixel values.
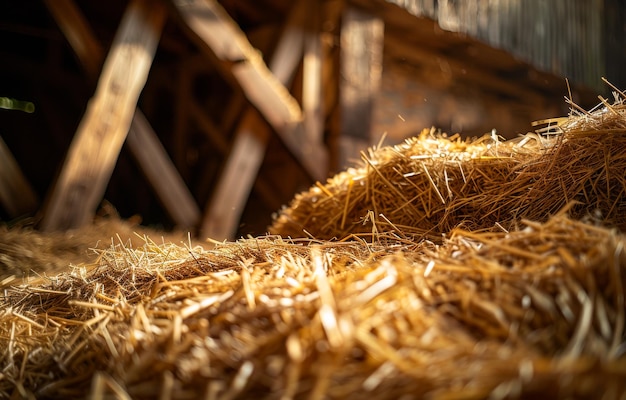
left=1, top=90, right=625, bottom=398
left=1, top=213, right=624, bottom=398
left=270, top=93, right=626, bottom=240
left=0, top=213, right=194, bottom=288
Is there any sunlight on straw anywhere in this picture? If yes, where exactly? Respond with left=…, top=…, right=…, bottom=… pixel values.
left=312, top=247, right=343, bottom=349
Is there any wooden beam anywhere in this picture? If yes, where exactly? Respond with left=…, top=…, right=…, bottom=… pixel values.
left=200, top=0, right=310, bottom=241
left=40, top=0, right=166, bottom=231
left=172, top=0, right=300, bottom=128
left=339, top=6, right=384, bottom=168
left=172, top=0, right=327, bottom=181
left=0, top=137, right=38, bottom=218
left=126, top=112, right=199, bottom=229
left=302, top=0, right=324, bottom=160
left=201, top=111, right=270, bottom=240
left=44, top=0, right=201, bottom=230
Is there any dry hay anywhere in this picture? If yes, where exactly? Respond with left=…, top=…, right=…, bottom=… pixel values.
left=0, top=212, right=625, bottom=399
left=0, top=213, right=198, bottom=288
left=1, top=90, right=626, bottom=399
left=270, top=93, right=626, bottom=241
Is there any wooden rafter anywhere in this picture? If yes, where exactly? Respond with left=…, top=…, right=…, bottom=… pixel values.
left=302, top=0, right=325, bottom=160
left=126, top=112, right=200, bottom=228
left=339, top=6, right=384, bottom=168
left=40, top=0, right=167, bottom=231
left=0, top=137, right=38, bottom=218
left=43, top=0, right=200, bottom=230
left=172, top=0, right=328, bottom=181
left=200, top=0, right=313, bottom=241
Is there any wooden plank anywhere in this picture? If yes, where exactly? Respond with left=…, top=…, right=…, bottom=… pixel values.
left=0, top=137, right=39, bottom=217
left=339, top=6, right=384, bottom=169
left=200, top=0, right=310, bottom=241
left=201, top=112, right=270, bottom=240
left=302, top=1, right=324, bottom=156
left=172, top=0, right=327, bottom=181
left=268, top=4, right=306, bottom=85
left=172, top=0, right=300, bottom=129
left=44, top=0, right=201, bottom=230
left=40, top=0, right=166, bottom=231
left=126, top=112, right=199, bottom=230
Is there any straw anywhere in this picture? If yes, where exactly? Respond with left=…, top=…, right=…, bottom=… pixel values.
left=0, top=214, right=624, bottom=398
left=1, top=85, right=625, bottom=398
left=271, top=90, right=626, bottom=241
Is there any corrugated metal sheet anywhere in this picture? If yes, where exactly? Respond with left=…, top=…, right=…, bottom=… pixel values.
left=386, top=0, right=614, bottom=91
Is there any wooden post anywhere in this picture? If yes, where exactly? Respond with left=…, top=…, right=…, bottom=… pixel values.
left=302, top=1, right=325, bottom=164
left=40, top=0, right=166, bottom=231
left=0, top=137, right=39, bottom=217
left=339, top=7, right=384, bottom=168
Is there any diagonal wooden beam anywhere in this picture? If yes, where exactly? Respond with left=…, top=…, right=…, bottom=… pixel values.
left=172, top=0, right=327, bottom=181
left=339, top=6, right=384, bottom=169
left=126, top=112, right=201, bottom=229
left=302, top=0, right=325, bottom=166
left=44, top=0, right=201, bottom=230
left=0, top=136, right=38, bottom=218
left=199, top=0, right=314, bottom=241
left=40, top=0, right=166, bottom=231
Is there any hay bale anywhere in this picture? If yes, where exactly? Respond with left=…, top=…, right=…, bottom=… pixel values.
left=0, top=214, right=624, bottom=399
left=270, top=98, right=626, bottom=240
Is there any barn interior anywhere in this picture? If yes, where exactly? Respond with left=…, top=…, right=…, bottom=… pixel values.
left=1, top=0, right=623, bottom=239
left=0, top=0, right=625, bottom=398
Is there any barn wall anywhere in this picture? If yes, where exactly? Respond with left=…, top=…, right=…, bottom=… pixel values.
left=386, top=0, right=619, bottom=92
left=372, top=56, right=563, bottom=144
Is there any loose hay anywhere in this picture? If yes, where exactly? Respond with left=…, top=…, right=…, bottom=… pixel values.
left=2, top=89, right=626, bottom=399
left=0, top=214, right=625, bottom=398
left=0, top=214, right=198, bottom=288
left=270, top=94, right=626, bottom=240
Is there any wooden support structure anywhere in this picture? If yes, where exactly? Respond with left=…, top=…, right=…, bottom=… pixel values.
left=0, top=137, right=38, bottom=218
left=172, top=0, right=328, bottom=182
left=339, top=6, right=384, bottom=168
left=201, top=112, right=271, bottom=241
left=302, top=1, right=325, bottom=163
left=40, top=0, right=166, bottom=231
left=126, top=112, right=200, bottom=229
left=200, top=0, right=311, bottom=241
left=0, top=0, right=610, bottom=239
left=43, top=0, right=200, bottom=230
left=42, top=0, right=331, bottom=237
